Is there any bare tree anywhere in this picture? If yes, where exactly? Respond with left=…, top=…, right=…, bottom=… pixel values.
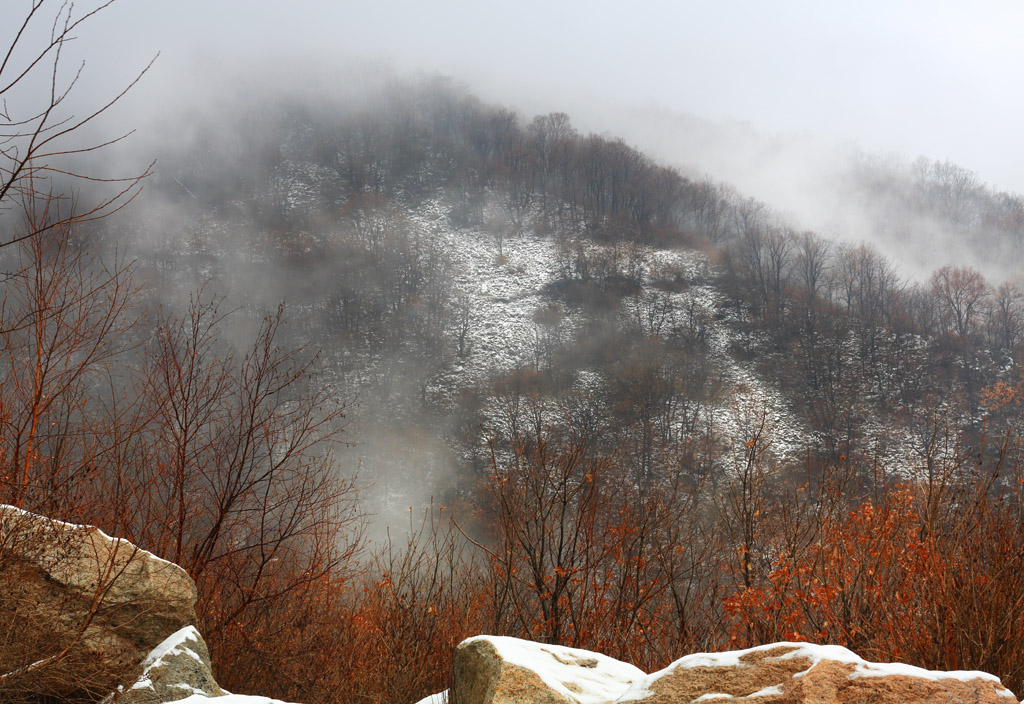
left=989, top=281, right=1024, bottom=351
left=930, top=265, right=990, bottom=339
left=0, top=193, right=137, bottom=513
left=1, top=0, right=155, bottom=249
left=105, top=296, right=362, bottom=645
left=794, top=230, right=831, bottom=300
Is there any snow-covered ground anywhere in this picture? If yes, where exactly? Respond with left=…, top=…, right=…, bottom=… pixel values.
left=406, top=197, right=811, bottom=469
left=261, top=150, right=816, bottom=473
left=407, top=199, right=571, bottom=387
left=653, top=251, right=809, bottom=464
left=260, top=161, right=933, bottom=485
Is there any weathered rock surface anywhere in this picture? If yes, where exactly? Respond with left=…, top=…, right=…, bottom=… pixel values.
left=117, top=625, right=305, bottom=704
left=439, top=637, right=1021, bottom=704
left=118, top=626, right=226, bottom=703
left=613, top=642, right=1018, bottom=704
left=0, top=505, right=197, bottom=699
left=451, top=635, right=645, bottom=704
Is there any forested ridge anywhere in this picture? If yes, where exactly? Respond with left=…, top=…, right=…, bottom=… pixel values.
left=3, top=9, right=1024, bottom=701
left=137, top=75, right=1024, bottom=482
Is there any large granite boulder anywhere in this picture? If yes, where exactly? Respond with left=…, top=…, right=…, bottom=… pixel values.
left=612, top=642, right=1018, bottom=704
left=451, top=636, right=645, bottom=704
left=0, top=505, right=198, bottom=700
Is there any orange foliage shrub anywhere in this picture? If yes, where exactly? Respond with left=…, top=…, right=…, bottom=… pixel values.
left=210, top=507, right=493, bottom=704
left=725, top=447, right=1024, bottom=693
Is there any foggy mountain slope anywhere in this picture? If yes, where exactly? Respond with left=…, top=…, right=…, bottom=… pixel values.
left=12, top=3, right=1024, bottom=698
left=410, top=210, right=810, bottom=472
left=586, top=102, right=1024, bottom=283
left=98, top=75, right=1024, bottom=527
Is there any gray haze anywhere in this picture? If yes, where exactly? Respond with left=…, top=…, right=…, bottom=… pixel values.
left=10, top=0, right=1024, bottom=531
left=78, top=0, right=1024, bottom=196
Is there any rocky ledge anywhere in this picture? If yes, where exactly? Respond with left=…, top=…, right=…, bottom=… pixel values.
left=3, top=505, right=1020, bottom=704
left=0, top=505, right=295, bottom=704
left=430, top=635, right=1020, bottom=704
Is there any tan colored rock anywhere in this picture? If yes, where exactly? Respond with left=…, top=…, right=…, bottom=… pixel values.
left=118, top=626, right=226, bottom=704
left=0, top=505, right=198, bottom=699
left=451, top=636, right=645, bottom=704
left=117, top=625, right=303, bottom=704
left=613, top=642, right=1018, bottom=704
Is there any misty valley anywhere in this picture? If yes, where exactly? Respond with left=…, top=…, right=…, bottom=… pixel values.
left=3, top=7, right=1024, bottom=703
left=125, top=76, right=1024, bottom=520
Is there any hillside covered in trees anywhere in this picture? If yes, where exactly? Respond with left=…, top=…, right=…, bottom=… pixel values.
left=3, top=3, right=1024, bottom=702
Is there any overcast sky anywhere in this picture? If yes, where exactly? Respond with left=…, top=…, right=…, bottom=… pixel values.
left=54, top=0, right=1024, bottom=195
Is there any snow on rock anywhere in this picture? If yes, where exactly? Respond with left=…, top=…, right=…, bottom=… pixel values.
left=414, top=691, right=450, bottom=704
left=452, top=635, right=645, bottom=704
left=432, top=636, right=1022, bottom=704
left=0, top=504, right=185, bottom=574
left=117, top=625, right=300, bottom=704
left=118, top=626, right=225, bottom=703
left=613, top=642, right=1018, bottom=704
left=149, top=694, right=301, bottom=704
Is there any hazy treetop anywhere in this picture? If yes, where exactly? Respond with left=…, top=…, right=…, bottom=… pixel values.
left=40, top=0, right=1024, bottom=194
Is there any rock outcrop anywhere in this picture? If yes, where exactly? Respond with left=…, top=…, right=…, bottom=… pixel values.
left=451, top=636, right=645, bottom=704
left=1, top=505, right=300, bottom=703
left=118, top=626, right=226, bottom=703
left=614, top=642, right=1019, bottom=704
left=0, top=505, right=197, bottom=683
left=440, top=636, right=1020, bottom=704
left=0, top=505, right=198, bottom=699
left=116, top=625, right=305, bottom=704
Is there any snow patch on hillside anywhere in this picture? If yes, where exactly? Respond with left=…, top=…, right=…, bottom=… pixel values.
left=407, top=198, right=810, bottom=467
left=409, top=199, right=568, bottom=385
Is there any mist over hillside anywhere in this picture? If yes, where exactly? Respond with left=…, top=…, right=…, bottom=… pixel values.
left=6, top=2, right=1024, bottom=700
left=72, top=70, right=1020, bottom=535
left=74, top=69, right=1024, bottom=700
left=557, top=99, right=1022, bottom=282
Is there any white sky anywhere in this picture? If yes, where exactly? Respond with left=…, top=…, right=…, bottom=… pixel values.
left=49, top=0, right=1024, bottom=194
